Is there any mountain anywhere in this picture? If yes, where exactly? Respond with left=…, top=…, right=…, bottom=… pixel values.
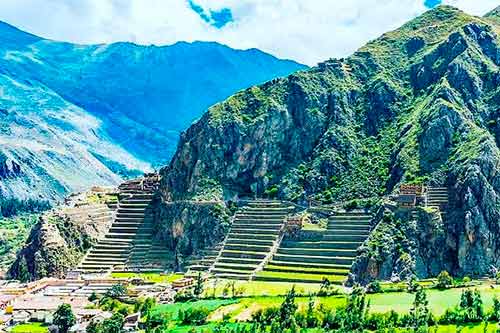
left=0, top=22, right=306, bottom=202
left=160, top=5, right=500, bottom=278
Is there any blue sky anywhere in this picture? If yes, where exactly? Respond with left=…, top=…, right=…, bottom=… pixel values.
left=0, top=0, right=496, bottom=65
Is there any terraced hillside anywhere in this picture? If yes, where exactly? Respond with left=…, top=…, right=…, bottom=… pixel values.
left=256, top=212, right=372, bottom=284
left=210, top=200, right=290, bottom=280
left=78, top=177, right=163, bottom=273
left=426, top=187, right=449, bottom=210
left=77, top=191, right=155, bottom=273
left=185, top=243, right=224, bottom=277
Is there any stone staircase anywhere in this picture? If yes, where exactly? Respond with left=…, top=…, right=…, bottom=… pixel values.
left=185, top=243, right=224, bottom=276
left=78, top=192, right=155, bottom=273
left=210, top=200, right=290, bottom=280
left=256, top=211, right=372, bottom=284
left=426, top=186, right=449, bottom=209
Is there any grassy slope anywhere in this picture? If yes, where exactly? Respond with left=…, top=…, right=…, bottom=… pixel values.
left=0, top=214, right=39, bottom=271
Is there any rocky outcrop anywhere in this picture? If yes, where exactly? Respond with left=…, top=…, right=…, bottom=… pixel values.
left=152, top=200, right=231, bottom=270
left=8, top=214, right=94, bottom=280
left=8, top=197, right=113, bottom=280
left=349, top=208, right=454, bottom=285
left=159, top=6, right=500, bottom=279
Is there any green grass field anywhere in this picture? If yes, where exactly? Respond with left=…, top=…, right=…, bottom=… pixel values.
left=152, top=299, right=238, bottom=320
left=206, top=279, right=322, bottom=297
left=254, top=270, right=346, bottom=283
left=11, top=323, right=48, bottom=333
left=110, top=272, right=183, bottom=283
left=203, top=282, right=500, bottom=321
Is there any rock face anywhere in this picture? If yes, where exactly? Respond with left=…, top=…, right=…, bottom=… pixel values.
left=8, top=214, right=94, bottom=280
left=0, top=21, right=306, bottom=202
left=152, top=200, right=230, bottom=270
left=160, top=6, right=500, bottom=279
left=349, top=208, right=454, bottom=285
left=8, top=200, right=113, bottom=280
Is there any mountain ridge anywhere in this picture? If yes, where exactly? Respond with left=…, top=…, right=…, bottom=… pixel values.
left=159, top=5, right=500, bottom=279
left=0, top=21, right=306, bottom=202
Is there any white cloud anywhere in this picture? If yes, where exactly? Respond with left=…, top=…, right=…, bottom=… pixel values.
left=0, top=0, right=497, bottom=65
left=442, top=0, right=498, bottom=15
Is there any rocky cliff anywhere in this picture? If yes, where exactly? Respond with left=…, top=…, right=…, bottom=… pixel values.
left=8, top=197, right=113, bottom=280
left=160, top=5, right=500, bottom=279
left=152, top=200, right=231, bottom=270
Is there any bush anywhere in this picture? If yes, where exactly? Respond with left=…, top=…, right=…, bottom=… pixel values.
left=436, top=271, right=453, bottom=289
left=265, top=185, right=279, bottom=199
left=367, top=280, right=383, bottom=294
left=439, top=307, right=462, bottom=325
left=343, top=199, right=359, bottom=211
left=179, top=307, right=211, bottom=325
left=252, top=307, right=280, bottom=326
left=106, top=283, right=127, bottom=299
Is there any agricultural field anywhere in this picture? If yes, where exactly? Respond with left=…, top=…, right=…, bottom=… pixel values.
left=145, top=278, right=500, bottom=333
left=11, top=322, right=48, bottom=333
left=110, top=272, right=183, bottom=284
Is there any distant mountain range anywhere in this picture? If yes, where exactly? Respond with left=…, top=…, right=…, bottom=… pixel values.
left=0, top=21, right=306, bottom=202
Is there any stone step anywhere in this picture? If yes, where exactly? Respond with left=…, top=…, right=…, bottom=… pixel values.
left=231, top=223, right=282, bottom=230
left=236, top=213, right=286, bottom=218
left=105, top=233, right=137, bottom=239
left=213, top=263, right=257, bottom=271
left=211, top=268, right=254, bottom=275
left=324, top=229, right=370, bottom=236
left=217, top=257, right=262, bottom=265
left=228, top=228, right=280, bottom=235
left=277, top=247, right=357, bottom=257
left=213, top=272, right=251, bottom=280
left=322, top=234, right=369, bottom=242
left=264, top=265, right=349, bottom=275
left=224, top=244, right=272, bottom=252
left=87, top=249, right=130, bottom=256
left=272, top=253, right=354, bottom=265
left=281, top=240, right=362, bottom=249
left=268, top=260, right=351, bottom=270
left=93, top=243, right=132, bottom=250
left=328, top=219, right=371, bottom=225
left=110, top=222, right=143, bottom=228
left=327, top=225, right=371, bottom=232
left=226, top=238, right=274, bottom=246
left=233, top=218, right=285, bottom=224
left=220, top=250, right=267, bottom=260
left=225, top=232, right=276, bottom=240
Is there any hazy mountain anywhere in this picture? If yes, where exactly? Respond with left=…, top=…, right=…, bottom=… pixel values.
left=0, top=22, right=306, bottom=202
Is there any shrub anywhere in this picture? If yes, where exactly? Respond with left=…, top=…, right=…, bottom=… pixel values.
left=265, top=185, right=279, bottom=199
left=343, top=199, right=359, bottom=211
left=436, top=271, right=453, bottom=289
left=252, top=307, right=280, bottom=326
left=367, top=280, right=383, bottom=294
left=179, top=307, right=211, bottom=325
left=106, top=283, right=127, bottom=299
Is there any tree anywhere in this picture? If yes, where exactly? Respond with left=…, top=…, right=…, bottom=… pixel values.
left=436, top=271, right=453, bottom=289
left=100, top=313, right=125, bottom=333
left=279, top=286, right=298, bottom=328
left=54, top=303, right=76, bottom=333
left=491, top=296, right=500, bottom=321
left=305, top=295, right=318, bottom=327
left=410, top=286, right=430, bottom=330
left=459, top=289, right=483, bottom=323
left=17, top=257, right=31, bottom=283
left=106, top=283, right=127, bottom=299
left=194, top=272, right=204, bottom=298
left=341, top=286, right=369, bottom=332
left=86, top=321, right=100, bottom=333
